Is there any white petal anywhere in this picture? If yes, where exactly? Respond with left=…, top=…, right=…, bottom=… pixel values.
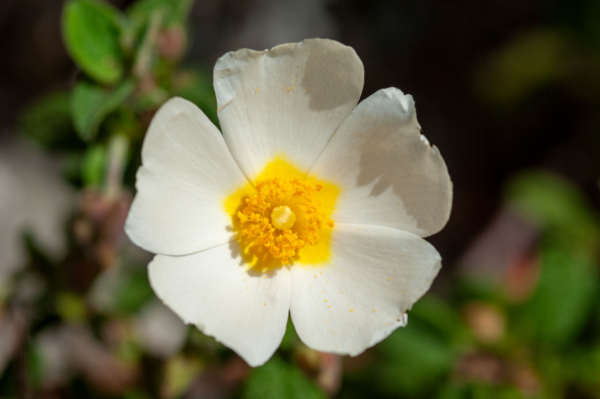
left=289, top=224, right=441, bottom=355
left=149, top=243, right=291, bottom=367
left=214, top=39, right=364, bottom=180
left=125, top=97, right=248, bottom=255
left=310, top=88, right=452, bottom=237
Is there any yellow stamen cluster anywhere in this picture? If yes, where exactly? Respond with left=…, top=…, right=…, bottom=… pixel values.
left=237, top=178, right=334, bottom=264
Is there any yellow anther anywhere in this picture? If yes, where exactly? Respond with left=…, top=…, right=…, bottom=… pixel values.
left=236, top=176, right=334, bottom=264
left=271, top=206, right=296, bottom=230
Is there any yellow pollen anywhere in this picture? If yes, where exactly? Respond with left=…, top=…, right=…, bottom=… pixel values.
left=225, top=158, right=339, bottom=270
left=235, top=175, right=334, bottom=265
left=271, top=206, right=296, bottom=230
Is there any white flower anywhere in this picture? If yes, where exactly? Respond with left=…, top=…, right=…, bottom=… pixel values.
left=125, top=39, right=452, bottom=367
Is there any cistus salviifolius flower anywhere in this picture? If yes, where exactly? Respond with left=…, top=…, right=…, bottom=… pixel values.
left=125, top=39, right=453, bottom=367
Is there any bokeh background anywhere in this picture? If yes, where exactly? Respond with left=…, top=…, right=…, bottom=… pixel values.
left=1, top=0, right=600, bottom=398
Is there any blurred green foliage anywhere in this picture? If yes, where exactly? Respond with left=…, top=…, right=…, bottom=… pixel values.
left=20, top=0, right=217, bottom=194
left=475, top=30, right=567, bottom=105
left=507, top=172, right=600, bottom=248
left=518, top=246, right=596, bottom=346
left=243, top=357, right=326, bottom=399
left=71, top=80, right=136, bottom=141
left=17, top=92, right=75, bottom=149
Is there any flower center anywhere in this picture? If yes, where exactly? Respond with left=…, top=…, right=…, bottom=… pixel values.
left=224, top=158, right=340, bottom=270
left=236, top=177, right=334, bottom=265
left=271, top=206, right=296, bottom=230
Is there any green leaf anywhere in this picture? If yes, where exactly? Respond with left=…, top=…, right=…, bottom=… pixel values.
left=123, top=390, right=152, bottom=399
left=61, top=152, right=85, bottom=186
left=128, top=0, right=193, bottom=27
left=518, top=245, right=597, bottom=346
left=568, top=345, right=600, bottom=393
left=438, top=383, right=469, bottom=399
left=506, top=170, right=600, bottom=249
left=26, top=344, right=44, bottom=391
left=174, top=67, right=219, bottom=127
left=279, top=317, right=299, bottom=350
left=62, top=0, right=124, bottom=84
left=71, top=80, right=135, bottom=141
left=243, top=357, right=326, bottom=399
left=81, top=144, right=106, bottom=187
left=115, top=270, right=154, bottom=314
left=18, top=92, right=76, bottom=149
left=376, top=322, right=455, bottom=396
left=163, top=356, right=203, bottom=398
left=72, top=83, right=105, bottom=141
left=56, top=292, right=87, bottom=322
left=409, top=294, right=467, bottom=344
left=474, top=30, right=566, bottom=104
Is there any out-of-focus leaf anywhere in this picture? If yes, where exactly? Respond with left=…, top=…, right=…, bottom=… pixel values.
left=72, top=82, right=105, bottom=141
left=123, top=390, right=152, bottom=399
left=474, top=30, right=566, bottom=104
left=376, top=322, right=454, bottom=397
left=71, top=80, right=135, bottom=141
left=568, top=345, right=600, bottom=393
left=18, top=92, right=76, bottom=149
left=280, top=317, right=299, bottom=350
left=174, top=68, right=218, bottom=127
left=409, top=294, right=468, bottom=344
left=61, top=152, right=84, bottom=186
left=187, top=327, right=224, bottom=357
left=518, top=246, right=597, bottom=346
left=243, top=357, right=326, bottom=399
left=127, top=0, right=193, bottom=27
left=27, top=344, right=43, bottom=391
left=506, top=170, right=600, bottom=249
left=115, top=270, right=154, bottom=314
left=162, top=356, right=203, bottom=399
left=62, top=0, right=124, bottom=84
left=81, top=144, right=106, bottom=188
left=469, top=384, right=526, bottom=399
left=439, top=383, right=525, bottom=399
left=534, top=351, right=565, bottom=398
left=438, top=383, right=469, bottom=399
left=56, top=292, right=87, bottom=322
